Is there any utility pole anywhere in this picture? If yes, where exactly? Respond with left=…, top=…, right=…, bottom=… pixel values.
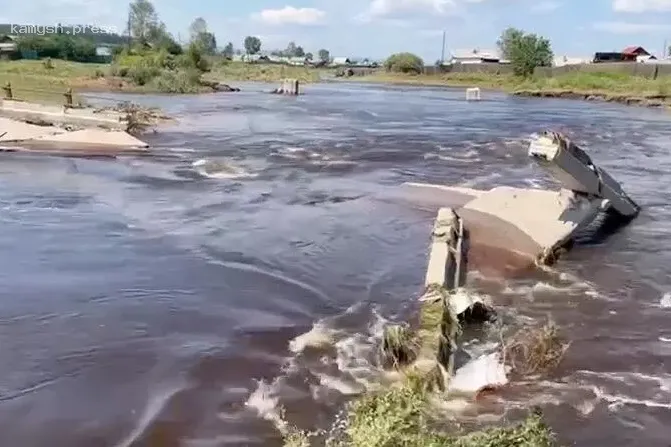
left=441, top=30, right=446, bottom=64
left=664, top=39, right=668, bottom=59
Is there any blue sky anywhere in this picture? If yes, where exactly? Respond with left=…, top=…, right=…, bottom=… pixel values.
left=3, top=0, right=671, bottom=61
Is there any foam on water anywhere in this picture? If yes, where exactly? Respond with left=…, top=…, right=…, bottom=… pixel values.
left=191, top=158, right=258, bottom=180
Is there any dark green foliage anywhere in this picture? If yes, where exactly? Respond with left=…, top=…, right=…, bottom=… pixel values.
left=497, top=27, right=553, bottom=77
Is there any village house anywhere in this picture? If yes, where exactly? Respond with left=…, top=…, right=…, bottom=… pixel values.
left=449, top=49, right=508, bottom=64
left=593, top=46, right=656, bottom=63
left=331, top=57, right=352, bottom=66
left=95, top=45, right=114, bottom=63
left=0, top=35, right=18, bottom=60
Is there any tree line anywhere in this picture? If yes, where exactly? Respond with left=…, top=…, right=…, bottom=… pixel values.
left=2, top=0, right=332, bottom=64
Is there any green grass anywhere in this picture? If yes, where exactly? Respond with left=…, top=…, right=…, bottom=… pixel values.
left=0, top=58, right=326, bottom=105
left=362, top=70, right=671, bottom=103
left=0, top=59, right=106, bottom=104
left=283, top=372, right=557, bottom=447
left=205, top=59, right=324, bottom=83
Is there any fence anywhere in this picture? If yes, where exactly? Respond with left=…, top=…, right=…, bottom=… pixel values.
left=424, top=63, right=514, bottom=75
left=534, top=62, right=671, bottom=79
left=352, top=62, right=671, bottom=78
left=1, top=82, right=83, bottom=107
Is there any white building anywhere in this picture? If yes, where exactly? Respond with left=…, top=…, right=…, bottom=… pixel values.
left=449, top=49, right=504, bottom=64
left=553, top=56, right=590, bottom=67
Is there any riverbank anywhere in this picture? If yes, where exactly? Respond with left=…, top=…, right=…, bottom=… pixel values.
left=0, top=59, right=324, bottom=105
left=360, top=71, right=671, bottom=107
left=206, top=60, right=324, bottom=84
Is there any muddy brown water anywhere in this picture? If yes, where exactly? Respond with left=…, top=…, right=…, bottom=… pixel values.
left=0, top=82, right=669, bottom=447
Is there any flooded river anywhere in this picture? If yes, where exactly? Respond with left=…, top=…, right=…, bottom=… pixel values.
left=0, top=82, right=669, bottom=447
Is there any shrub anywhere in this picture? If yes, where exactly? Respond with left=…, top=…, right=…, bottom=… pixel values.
left=384, top=52, right=424, bottom=74
left=150, top=69, right=202, bottom=93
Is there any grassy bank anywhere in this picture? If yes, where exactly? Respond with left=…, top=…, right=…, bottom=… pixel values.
left=0, top=58, right=324, bottom=104
left=362, top=71, right=671, bottom=106
left=206, top=60, right=324, bottom=83
left=0, top=59, right=109, bottom=104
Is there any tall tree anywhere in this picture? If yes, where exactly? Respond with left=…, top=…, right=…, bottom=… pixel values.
left=285, top=41, right=297, bottom=57
left=244, top=36, right=262, bottom=55
left=295, top=45, right=305, bottom=58
left=188, top=17, right=216, bottom=54
left=129, top=0, right=159, bottom=44
left=222, top=42, right=234, bottom=58
left=497, top=27, right=553, bottom=77
left=318, top=49, right=330, bottom=62
left=189, top=17, right=208, bottom=39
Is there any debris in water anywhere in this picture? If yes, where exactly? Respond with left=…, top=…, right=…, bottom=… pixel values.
left=503, top=320, right=570, bottom=377
left=448, top=352, right=509, bottom=395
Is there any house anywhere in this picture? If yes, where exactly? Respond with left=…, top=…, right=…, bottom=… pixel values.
left=240, top=53, right=270, bottom=63
left=450, top=49, right=503, bottom=64
left=0, top=35, right=18, bottom=60
left=331, top=57, right=351, bottom=66
left=95, top=45, right=114, bottom=63
left=622, top=46, right=650, bottom=59
left=593, top=46, right=652, bottom=63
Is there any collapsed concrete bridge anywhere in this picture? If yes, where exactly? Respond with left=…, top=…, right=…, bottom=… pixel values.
left=399, top=130, right=640, bottom=389
left=0, top=99, right=151, bottom=157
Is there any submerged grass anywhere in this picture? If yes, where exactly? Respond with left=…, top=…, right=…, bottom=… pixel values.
left=282, top=371, right=557, bottom=447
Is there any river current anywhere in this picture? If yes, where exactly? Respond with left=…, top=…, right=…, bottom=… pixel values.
left=0, top=82, right=669, bottom=446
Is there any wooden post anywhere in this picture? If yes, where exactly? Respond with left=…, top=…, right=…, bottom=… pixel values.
left=3, top=82, right=12, bottom=100
left=64, top=88, right=73, bottom=107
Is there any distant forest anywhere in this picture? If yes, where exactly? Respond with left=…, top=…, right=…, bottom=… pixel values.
left=0, top=23, right=126, bottom=45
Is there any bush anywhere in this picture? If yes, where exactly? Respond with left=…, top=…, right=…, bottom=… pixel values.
left=106, top=41, right=214, bottom=90
left=150, top=69, right=202, bottom=93
left=384, top=52, right=424, bottom=74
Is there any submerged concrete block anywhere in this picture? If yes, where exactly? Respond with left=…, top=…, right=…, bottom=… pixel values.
left=466, top=87, right=481, bottom=101
left=272, top=78, right=300, bottom=95
left=0, top=115, right=149, bottom=156
left=0, top=116, right=63, bottom=141
left=31, top=128, right=148, bottom=148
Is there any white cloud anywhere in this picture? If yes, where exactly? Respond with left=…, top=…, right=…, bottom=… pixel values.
left=367, top=0, right=458, bottom=18
left=531, top=1, right=560, bottom=13
left=613, top=0, right=671, bottom=12
left=592, top=21, right=669, bottom=33
left=252, top=6, right=326, bottom=25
